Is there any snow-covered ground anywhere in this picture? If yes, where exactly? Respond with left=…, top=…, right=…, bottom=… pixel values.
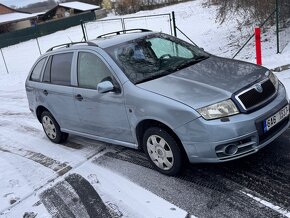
left=0, top=71, right=189, bottom=217
left=1, top=0, right=290, bottom=217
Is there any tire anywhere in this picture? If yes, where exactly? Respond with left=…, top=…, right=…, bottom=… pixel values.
left=143, top=127, right=182, bottom=176
left=41, top=111, right=69, bottom=144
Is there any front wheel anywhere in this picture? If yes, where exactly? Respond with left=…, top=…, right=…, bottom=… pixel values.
left=41, top=111, right=68, bottom=144
left=143, top=127, right=183, bottom=176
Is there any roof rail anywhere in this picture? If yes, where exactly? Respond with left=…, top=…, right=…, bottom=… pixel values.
left=97, top=29, right=152, bottom=38
left=46, top=41, right=97, bottom=52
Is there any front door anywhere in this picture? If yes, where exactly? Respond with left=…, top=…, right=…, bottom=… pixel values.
left=73, top=51, right=134, bottom=143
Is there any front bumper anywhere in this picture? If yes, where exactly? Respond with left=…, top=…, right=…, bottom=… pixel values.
left=175, top=83, right=289, bottom=163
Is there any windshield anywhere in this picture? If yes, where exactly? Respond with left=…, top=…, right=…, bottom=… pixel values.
left=106, top=33, right=209, bottom=84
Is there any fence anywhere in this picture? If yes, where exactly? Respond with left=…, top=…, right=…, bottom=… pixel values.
left=232, top=0, right=290, bottom=59
left=0, top=12, right=175, bottom=74
left=1, top=4, right=289, bottom=74
left=277, top=0, right=290, bottom=53
left=0, top=11, right=97, bottom=49
left=82, top=13, right=172, bottom=40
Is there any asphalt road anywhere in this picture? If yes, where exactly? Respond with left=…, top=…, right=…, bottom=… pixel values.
left=93, top=128, right=290, bottom=218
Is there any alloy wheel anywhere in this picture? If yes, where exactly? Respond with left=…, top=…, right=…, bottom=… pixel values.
left=42, top=115, right=57, bottom=140
left=147, top=135, right=174, bottom=170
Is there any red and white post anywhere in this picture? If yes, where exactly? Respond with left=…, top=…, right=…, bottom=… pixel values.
left=255, top=27, right=262, bottom=65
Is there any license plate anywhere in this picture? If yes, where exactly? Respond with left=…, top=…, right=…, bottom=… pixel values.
left=263, top=105, right=289, bottom=132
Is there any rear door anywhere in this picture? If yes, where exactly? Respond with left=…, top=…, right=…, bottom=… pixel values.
left=73, top=50, right=134, bottom=143
left=37, top=52, right=80, bottom=131
left=26, top=57, right=47, bottom=112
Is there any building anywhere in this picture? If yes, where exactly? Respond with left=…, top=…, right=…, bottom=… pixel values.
left=0, top=3, right=15, bottom=14
left=0, top=4, right=36, bottom=32
left=40, top=1, right=103, bottom=22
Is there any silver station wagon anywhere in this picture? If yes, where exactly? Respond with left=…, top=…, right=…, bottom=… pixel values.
left=26, top=29, right=289, bottom=175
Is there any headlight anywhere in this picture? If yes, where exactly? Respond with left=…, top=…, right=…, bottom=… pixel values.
left=197, top=99, right=239, bottom=120
left=268, top=71, right=279, bottom=90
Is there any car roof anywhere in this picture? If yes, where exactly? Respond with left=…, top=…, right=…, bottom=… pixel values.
left=44, top=31, right=158, bottom=55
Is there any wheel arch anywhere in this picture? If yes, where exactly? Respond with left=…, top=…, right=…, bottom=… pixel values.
left=36, top=105, right=50, bottom=122
left=135, top=119, right=189, bottom=162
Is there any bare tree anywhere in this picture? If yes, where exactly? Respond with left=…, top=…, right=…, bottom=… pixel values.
left=115, top=0, right=142, bottom=15
left=204, top=0, right=286, bottom=25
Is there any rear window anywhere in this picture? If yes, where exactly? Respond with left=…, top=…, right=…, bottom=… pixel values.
left=30, top=58, right=47, bottom=82
left=50, top=53, right=73, bottom=86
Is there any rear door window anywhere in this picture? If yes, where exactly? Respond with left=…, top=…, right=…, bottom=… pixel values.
left=50, top=53, right=73, bottom=86
left=30, top=58, right=47, bottom=82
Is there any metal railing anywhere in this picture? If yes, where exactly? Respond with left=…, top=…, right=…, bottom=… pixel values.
left=81, top=13, right=172, bottom=40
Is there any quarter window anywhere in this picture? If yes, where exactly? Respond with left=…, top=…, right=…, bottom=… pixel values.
left=77, top=52, right=112, bottom=89
left=50, top=53, right=73, bottom=86
left=43, top=56, right=52, bottom=83
left=30, top=58, right=47, bottom=82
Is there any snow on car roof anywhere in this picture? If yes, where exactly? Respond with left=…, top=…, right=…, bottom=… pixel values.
left=92, top=32, right=155, bottom=48
left=0, top=12, right=37, bottom=25
left=59, top=1, right=100, bottom=11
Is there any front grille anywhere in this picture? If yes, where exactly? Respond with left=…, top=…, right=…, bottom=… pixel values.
left=236, top=79, right=276, bottom=111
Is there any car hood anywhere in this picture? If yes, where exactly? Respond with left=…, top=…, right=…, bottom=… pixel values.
left=137, top=56, right=268, bottom=109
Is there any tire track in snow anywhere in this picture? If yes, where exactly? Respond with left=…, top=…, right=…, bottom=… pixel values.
left=104, top=132, right=290, bottom=210
left=98, top=148, right=288, bottom=217
left=0, top=144, right=72, bottom=175
left=65, top=174, right=112, bottom=218
left=0, top=147, right=109, bottom=216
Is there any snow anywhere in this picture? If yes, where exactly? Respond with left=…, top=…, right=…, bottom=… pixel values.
left=75, top=163, right=188, bottom=218
left=0, top=12, right=36, bottom=25
left=0, top=0, right=48, bottom=8
left=3, top=158, right=188, bottom=217
left=276, top=69, right=290, bottom=97
left=59, top=2, right=100, bottom=11
left=0, top=0, right=290, bottom=217
left=0, top=152, right=54, bottom=211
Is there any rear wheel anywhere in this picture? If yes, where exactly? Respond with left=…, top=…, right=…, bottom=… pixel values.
left=41, top=111, right=68, bottom=144
left=143, top=127, right=182, bottom=176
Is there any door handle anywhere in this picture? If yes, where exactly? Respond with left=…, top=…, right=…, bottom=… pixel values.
left=75, top=94, right=83, bottom=101
left=43, top=90, right=48, bottom=96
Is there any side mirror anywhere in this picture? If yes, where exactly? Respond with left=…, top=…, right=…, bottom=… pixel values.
left=97, top=81, right=114, bottom=93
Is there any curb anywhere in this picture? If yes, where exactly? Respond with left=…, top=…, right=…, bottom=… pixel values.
left=272, top=64, right=290, bottom=72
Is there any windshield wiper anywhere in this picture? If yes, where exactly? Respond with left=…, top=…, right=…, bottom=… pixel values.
left=135, top=71, right=173, bottom=84
left=175, top=55, right=209, bottom=71
left=194, top=55, right=209, bottom=61
left=135, top=55, right=209, bottom=84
